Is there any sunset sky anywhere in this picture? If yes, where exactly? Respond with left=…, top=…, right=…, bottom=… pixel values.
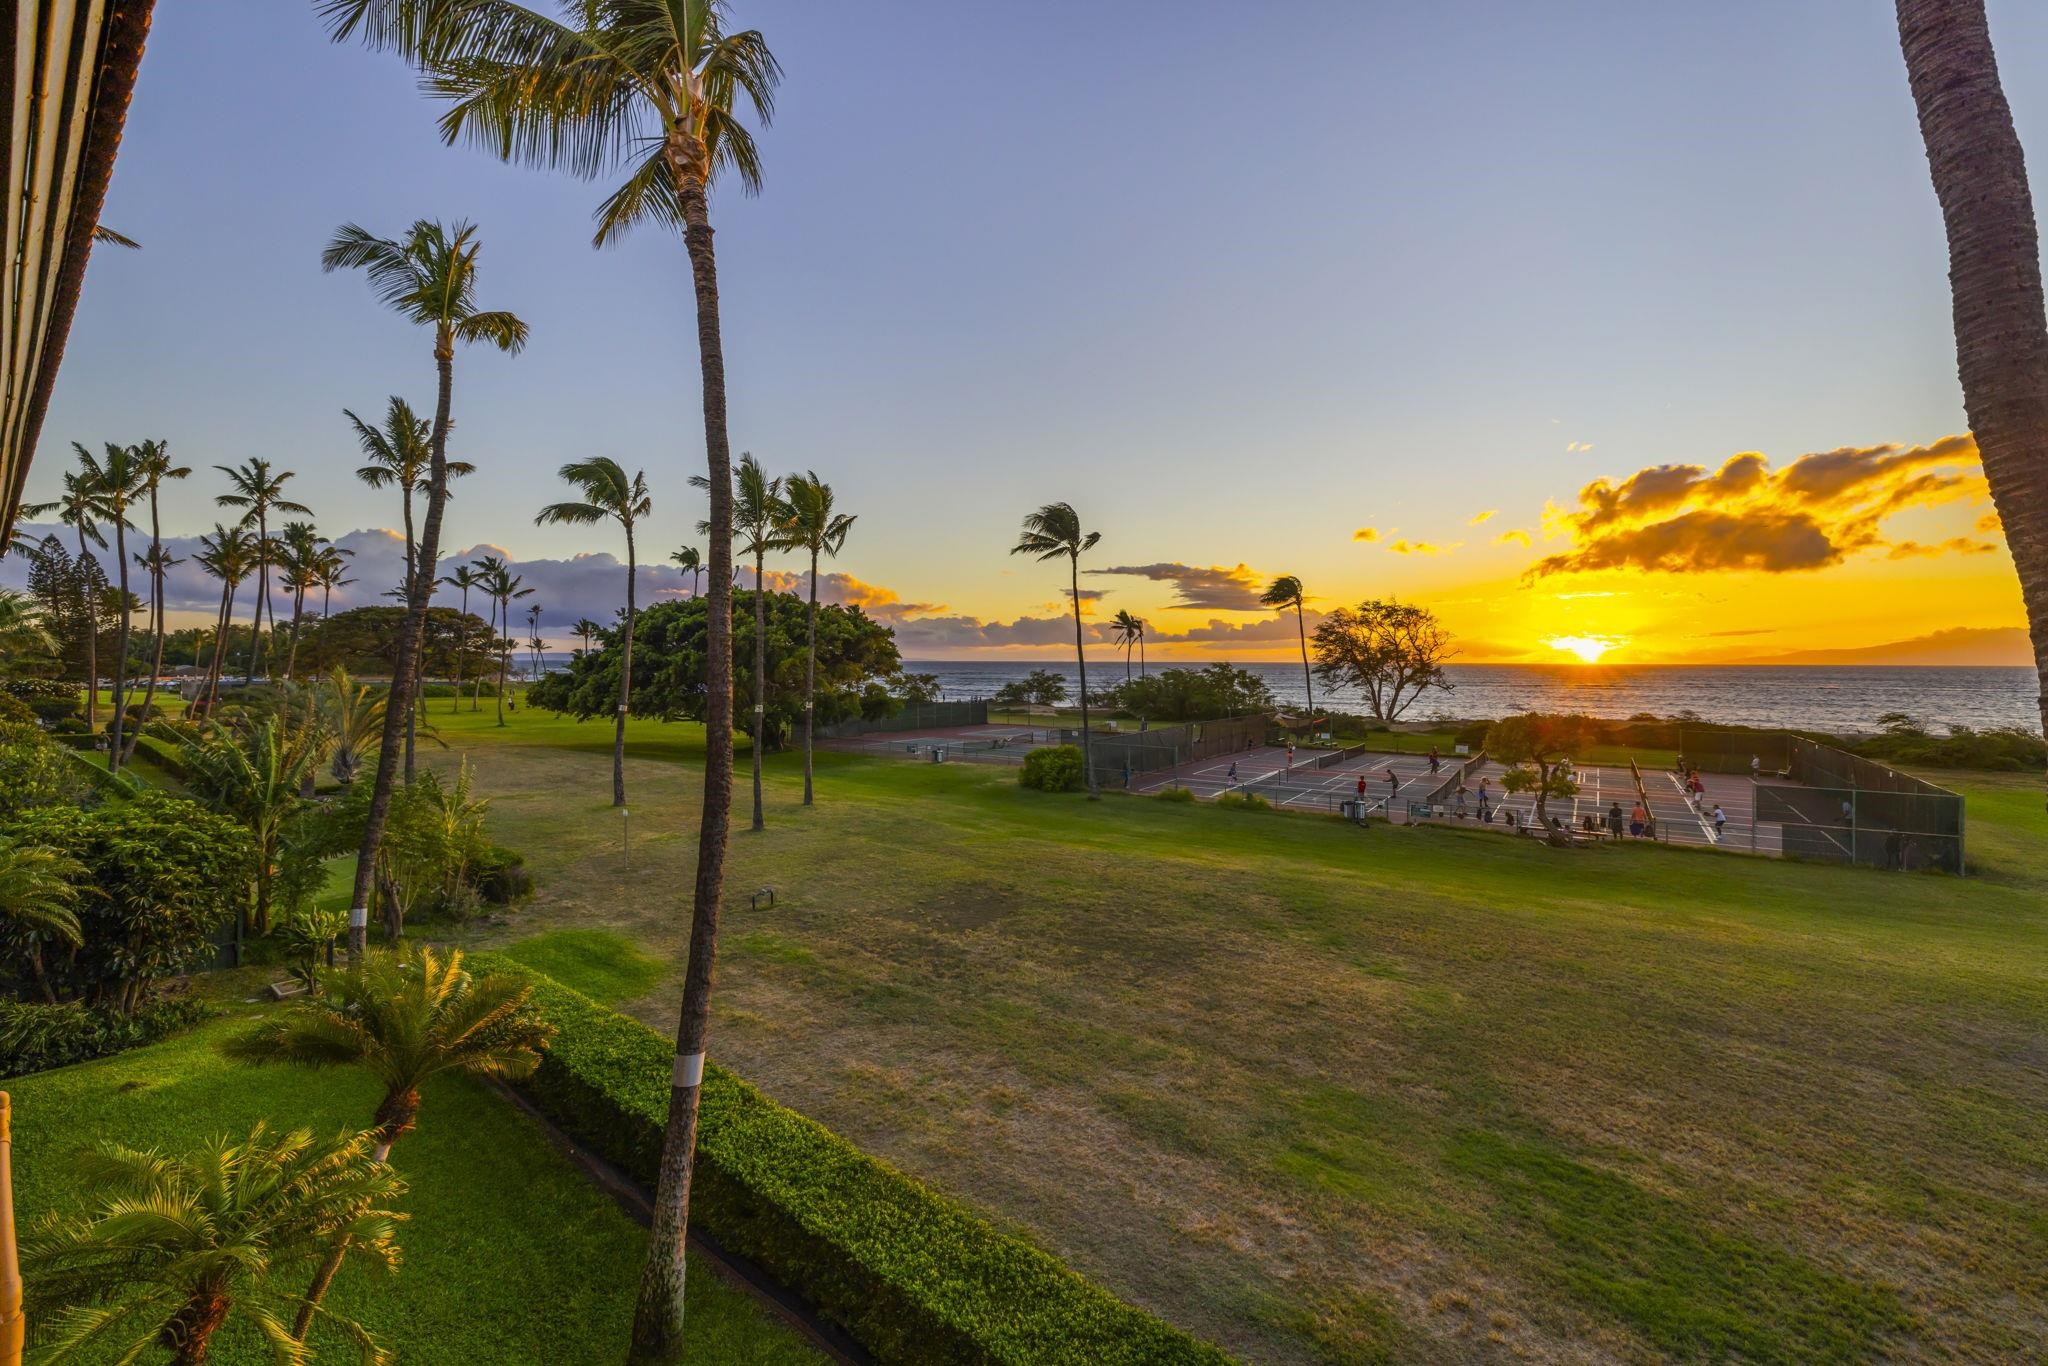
left=9, top=0, right=2039, bottom=665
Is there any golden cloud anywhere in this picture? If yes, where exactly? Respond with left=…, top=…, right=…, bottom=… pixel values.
left=1469, top=509, right=1498, bottom=526
left=1388, top=539, right=1456, bottom=556
left=1353, top=526, right=1381, bottom=543
left=1493, top=529, right=1532, bottom=547
left=1529, top=435, right=1992, bottom=577
left=1090, top=561, right=1265, bottom=610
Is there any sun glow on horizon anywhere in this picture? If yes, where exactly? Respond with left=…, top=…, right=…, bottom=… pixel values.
left=1545, top=635, right=1624, bottom=663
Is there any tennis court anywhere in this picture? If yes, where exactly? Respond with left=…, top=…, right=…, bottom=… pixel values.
left=818, top=723, right=1058, bottom=764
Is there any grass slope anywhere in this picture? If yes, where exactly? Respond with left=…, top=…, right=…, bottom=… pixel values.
left=419, top=697, right=2047, bottom=1363
left=8, top=1007, right=821, bottom=1365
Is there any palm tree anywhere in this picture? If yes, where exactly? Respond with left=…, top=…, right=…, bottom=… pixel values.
left=313, top=544, right=355, bottom=625
left=537, top=458, right=651, bottom=806
left=1012, top=503, right=1102, bottom=795
left=171, top=716, right=323, bottom=937
left=322, top=667, right=388, bottom=786
left=23, top=1123, right=404, bottom=1365
left=324, top=219, right=528, bottom=962
left=214, top=457, right=312, bottom=684
left=479, top=560, right=532, bottom=727
left=695, top=454, right=785, bottom=831
left=318, top=8, right=781, bottom=1346
left=1261, top=575, right=1315, bottom=722
left=193, top=524, right=255, bottom=713
left=465, top=555, right=512, bottom=713
left=1897, top=1, right=2048, bottom=764
left=1110, top=609, right=1144, bottom=682
left=670, top=544, right=703, bottom=597
left=224, top=944, right=551, bottom=1339
left=0, top=835, right=87, bottom=1003
left=441, top=563, right=487, bottom=712
left=779, top=472, right=855, bottom=807
left=126, top=439, right=191, bottom=753
left=525, top=602, right=545, bottom=678
left=76, top=444, right=150, bottom=769
left=275, top=522, right=331, bottom=680
left=24, top=472, right=108, bottom=730
left=570, top=616, right=604, bottom=657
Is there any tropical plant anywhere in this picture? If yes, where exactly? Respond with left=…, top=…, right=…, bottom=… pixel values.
left=0, top=588, right=58, bottom=674
left=536, top=457, right=650, bottom=805
left=318, top=3, right=783, bottom=1346
left=1261, top=575, right=1315, bottom=722
left=323, top=218, right=528, bottom=961
left=125, top=439, right=191, bottom=752
left=0, top=835, right=87, bottom=1003
left=23, top=1122, right=405, bottom=1365
left=1487, top=713, right=1592, bottom=825
left=193, top=523, right=255, bottom=713
left=1109, top=609, right=1145, bottom=682
left=377, top=761, right=489, bottom=936
left=569, top=616, right=604, bottom=658
left=694, top=454, right=785, bottom=830
left=992, top=668, right=1069, bottom=708
left=275, top=521, right=334, bottom=680
left=225, top=944, right=551, bottom=1337
left=477, top=558, right=532, bottom=727
left=214, top=457, right=312, bottom=683
left=1012, top=503, right=1102, bottom=796
left=669, top=544, right=703, bottom=597
left=321, top=665, right=391, bottom=785
left=1896, top=1, right=2048, bottom=781
left=168, top=715, right=324, bottom=936
left=778, top=471, right=855, bottom=806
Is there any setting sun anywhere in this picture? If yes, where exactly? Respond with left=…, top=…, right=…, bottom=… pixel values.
left=1545, top=635, right=1623, bottom=663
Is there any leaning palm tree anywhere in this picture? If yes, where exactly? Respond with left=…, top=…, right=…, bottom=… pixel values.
left=670, top=543, right=703, bottom=597
left=126, top=439, right=191, bottom=752
left=214, top=457, right=312, bottom=683
left=694, top=454, right=784, bottom=831
left=193, top=524, right=255, bottom=713
left=224, top=944, right=552, bottom=1340
left=538, top=457, right=651, bottom=806
left=1261, top=575, right=1315, bottom=722
left=1897, top=0, right=2048, bottom=769
left=319, top=7, right=781, bottom=1347
left=1110, top=609, right=1143, bottom=681
left=778, top=471, right=854, bottom=807
left=324, top=219, right=528, bottom=962
left=23, top=1123, right=404, bottom=1365
left=0, top=835, right=87, bottom=1002
left=24, top=471, right=108, bottom=729
left=1012, top=503, right=1102, bottom=795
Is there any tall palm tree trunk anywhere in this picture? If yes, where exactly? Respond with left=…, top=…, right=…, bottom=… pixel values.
left=107, top=518, right=133, bottom=771
left=245, top=515, right=267, bottom=683
left=1071, top=556, right=1095, bottom=796
left=495, top=598, right=509, bottom=726
left=402, top=507, right=418, bottom=779
left=452, top=584, right=468, bottom=713
left=75, top=524, right=99, bottom=732
left=285, top=586, right=307, bottom=679
left=205, top=583, right=234, bottom=712
left=475, top=595, right=494, bottom=711
left=750, top=555, right=766, bottom=830
left=802, top=546, right=818, bottom=805
left=1139, top=630, right=1146, bottom=678
left=347, top=337, right=456, bottom=961
left=1295, top=601, right=1314, bottom=721
left=1898, top=0, right=2048, bottom=781
left=628, top=160, right=738, bottom=1366
left=614, top=531, right=637, bottom=806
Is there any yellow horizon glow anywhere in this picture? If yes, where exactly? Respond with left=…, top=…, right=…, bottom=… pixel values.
left=1545, top=635, right=1623, bottom=663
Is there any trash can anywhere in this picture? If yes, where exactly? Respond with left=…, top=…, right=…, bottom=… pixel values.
left=930, top=746, right=946, bottom=763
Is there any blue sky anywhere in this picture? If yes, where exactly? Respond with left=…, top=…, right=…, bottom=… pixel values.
left=17, top=0, right=2040, bottom=658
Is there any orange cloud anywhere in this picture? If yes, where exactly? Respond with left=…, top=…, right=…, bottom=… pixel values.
left=1529, top=435, right=1989, bottom=577
left=1388, top=539, right=1456, bottom=556
left=1353, top=526, right=1381, bottom=543
left=1493, top=529, right=1532, bottom=547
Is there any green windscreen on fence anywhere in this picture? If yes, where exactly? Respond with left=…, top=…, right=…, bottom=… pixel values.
left=1075, top=714, right=1270, bottom=789
left=816, top=699, right=989, bottom=740
left=1682, top=727, right=1964, bottom=872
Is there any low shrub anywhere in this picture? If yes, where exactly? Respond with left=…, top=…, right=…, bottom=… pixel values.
left=0, top=693, right=35, bottom=725
left=1214, top=791, right=1271, bottom=812
left=476, top=958, right=1229, bottom=1365
left=1154, top=785, right=1196, bottom=802
left=0, top=721, right=93, bottom=820
left=1019, top=744, right=1085, bottom=793
left=0, top=993, right=213, bottom=1079
left=0, top=678, right=81, bottom=723
left=471, top=844, right=532, bottom=905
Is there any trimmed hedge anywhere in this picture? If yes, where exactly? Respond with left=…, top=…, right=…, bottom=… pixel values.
left=1019, top=744, right=1086, bottom=792
left=475, top=956, right=1231, bottom=1365
left=0, top=995, right=214, bottom=1079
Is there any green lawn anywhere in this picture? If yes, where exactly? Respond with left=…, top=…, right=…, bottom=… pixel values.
left=406, top=692, right=2048, bottom=1364
left=8, top=1002, right=821, bottom=1365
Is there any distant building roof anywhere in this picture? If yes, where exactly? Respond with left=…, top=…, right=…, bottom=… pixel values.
left=1, top=1, right=155, bottom=543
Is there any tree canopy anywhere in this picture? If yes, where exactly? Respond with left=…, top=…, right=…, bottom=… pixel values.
left=1310, top=600, right=1454, bottom=721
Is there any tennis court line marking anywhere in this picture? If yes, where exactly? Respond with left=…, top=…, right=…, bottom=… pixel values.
left=1664, top=772, right=1720, bottom=843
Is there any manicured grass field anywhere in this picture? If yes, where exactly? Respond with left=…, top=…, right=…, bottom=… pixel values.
left=420, top=699, right=2046, bottom=1362
left=8, top=1000, right=821, bottom=1365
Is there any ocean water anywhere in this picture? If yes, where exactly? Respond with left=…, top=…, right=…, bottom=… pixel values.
left=898, top=661, right=2041, bottom=736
